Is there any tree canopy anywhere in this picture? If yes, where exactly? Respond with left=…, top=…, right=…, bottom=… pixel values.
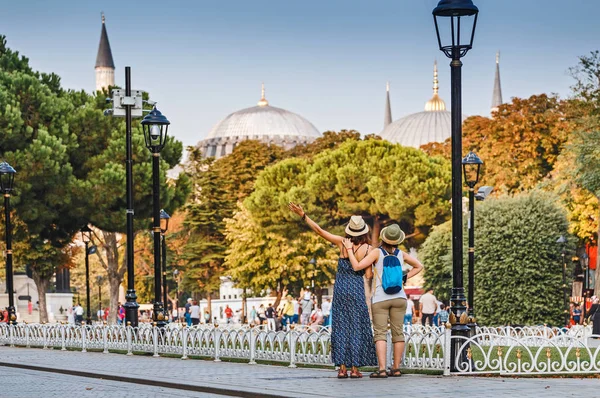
left=421, top=192, right=570, bottom=326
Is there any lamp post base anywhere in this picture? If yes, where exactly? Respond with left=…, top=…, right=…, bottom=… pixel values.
left=124, top=290, right=139, bottom=327
left=153, top=301, right=167, bottom=328
left=7, top=305, right=17, bottom=325
left=449, top=287, right=471, bottom=372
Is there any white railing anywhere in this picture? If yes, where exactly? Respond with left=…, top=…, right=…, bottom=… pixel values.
left=0, top=323, right=446, bottom=371
left=2, top=323, right=597, bottom=375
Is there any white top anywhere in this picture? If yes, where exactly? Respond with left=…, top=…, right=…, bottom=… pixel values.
left=406, top=299, right=415, bottom=315
left=190, top=305, right=200, bottom=319
left=372, top=248, right=412, bottom=304
left=321, top=301, right=331, bottom=316
left=420, top=292, right=438, bottom=314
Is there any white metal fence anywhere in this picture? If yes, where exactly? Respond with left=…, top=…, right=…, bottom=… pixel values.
left=1, top=323, right=599, bottom=375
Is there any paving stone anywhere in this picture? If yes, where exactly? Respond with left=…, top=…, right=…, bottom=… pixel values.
left=0, top=346, right=597, bottom=398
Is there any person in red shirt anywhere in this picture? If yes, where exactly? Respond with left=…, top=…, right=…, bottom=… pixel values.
left=224, top=305, right=233, bottom=324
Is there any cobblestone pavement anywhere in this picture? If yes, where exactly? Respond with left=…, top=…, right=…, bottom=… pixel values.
left=2, top=367, right=224, bottom=398
left=1, top=346, right=598, bottom=398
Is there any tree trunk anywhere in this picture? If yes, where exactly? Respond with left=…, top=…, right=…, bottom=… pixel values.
left=273, top=288, right=283, bottom=310
left=31, top=267, right=50, bottom=323
left=206, top=294, right=212, bottom=321
left=103, top=231, right=122, bottom=325
left=595, top=209, right=600, bottom=296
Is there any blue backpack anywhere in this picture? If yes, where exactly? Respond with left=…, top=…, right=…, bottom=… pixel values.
left=380, top=247, right=404, bottom=294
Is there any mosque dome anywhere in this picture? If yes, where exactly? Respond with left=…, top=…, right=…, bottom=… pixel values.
left=381, top=62, right=465, bottom=149
left=199, top=84, right=320, bottom=158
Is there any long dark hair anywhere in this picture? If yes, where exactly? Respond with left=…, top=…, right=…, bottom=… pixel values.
left=345, top=233, right=370, bottom=246
left=381, top=241, right=398, bottom=254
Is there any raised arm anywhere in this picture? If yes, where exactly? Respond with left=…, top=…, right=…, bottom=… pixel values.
left=342, top=238, right=380, bottom=271
left=403, top=252, right=424, bottom=279
left=289, top=202, right=343, bottom=246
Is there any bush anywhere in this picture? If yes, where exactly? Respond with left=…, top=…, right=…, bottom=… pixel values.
left=421, top=192, right=570, bottom=326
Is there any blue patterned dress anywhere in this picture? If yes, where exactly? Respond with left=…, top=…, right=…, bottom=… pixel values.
left=331, top=257, right=377, bottom=367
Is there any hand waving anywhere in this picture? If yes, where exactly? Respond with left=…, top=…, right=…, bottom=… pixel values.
left=288, top=202, right=305, bottom=217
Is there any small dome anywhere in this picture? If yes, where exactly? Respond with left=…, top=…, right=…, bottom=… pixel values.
left=380, top=61, right=465, bottom=148
left=199, top=84, right=320, bottom=158
left=380, top=110, right=466, bottom=148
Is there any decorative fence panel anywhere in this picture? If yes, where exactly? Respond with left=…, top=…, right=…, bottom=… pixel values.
left=1, top=323, right=598, bottom=375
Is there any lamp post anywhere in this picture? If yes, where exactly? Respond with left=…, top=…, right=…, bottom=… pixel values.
left=105, top=67, right=144, bottom=327
left=0, top=161, right=17, bottom=325
left=96, top=275, right=103, bottom=322
left=557, top=235, right=569, bottom=327
left=80, top=225, right=95, bottom=325
left=462, top=151, right=482, bottom=326
left=433, top=0, right=479, bottom=371
left=142, top=106, right=170, bottom=327
left=160, top=209, right=170, bottom=320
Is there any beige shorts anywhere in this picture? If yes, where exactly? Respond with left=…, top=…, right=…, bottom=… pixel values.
left=372, top=298, right=407, bottom=343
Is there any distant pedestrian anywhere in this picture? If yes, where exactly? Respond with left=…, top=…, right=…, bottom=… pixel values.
left=118, top=303, right=125, bottom=325
left=404, top=294, right=415, bottom=325
left=420, top=289, right=437, bottom=326
left=300, top=293, right=313, bottom=325
left=257, top=304, right=266, bottom=325
left=184, top=298, right=192, bottom=327
left=572, top=304, right=582, bottom=325
left=310, top=307, right=324, bottom=331
left=438, top=304, right=449, bottom=325
left=27, top=300, right=32, bottom=315
left=190, top=300, right=200, bottom=325
left=281, top=296, right=295, bottom=329
left=224, top=305, right=233, bottom=324
left=74, top=303, right=84, bottom=324
left=321, top=298, right=331, bottom=327
left=204, top=310, right=211, bottom=324
left=250, top=306, right=258, bottom=325
left=265, top=303, right=276, bottom=331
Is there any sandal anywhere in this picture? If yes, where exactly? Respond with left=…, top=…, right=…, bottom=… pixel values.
left=350, top=368, right=363, bottom=379
left=387, top=368, right=402, bottom=377
left=337, top=367, right=349, bottom=379
left=369, top=369, right=388, bottom=378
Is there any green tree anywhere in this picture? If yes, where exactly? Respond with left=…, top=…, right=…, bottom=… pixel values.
left=180, top=141, right=284, bottom=313
left=421, top=192, right=569, bottom=326
left=247, top=139, right=452, bottom=245
left=223, top=203, right=337, bottom=308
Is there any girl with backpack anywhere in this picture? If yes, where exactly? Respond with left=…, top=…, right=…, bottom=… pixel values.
left=289, top=202, right=377, bottom=378
left=344, top=224, right=423, bottom=378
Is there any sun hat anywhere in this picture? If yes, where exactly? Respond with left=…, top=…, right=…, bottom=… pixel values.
left=345, top=215, right=369, bottom=237
left=380, top=224, right=406, bottom=245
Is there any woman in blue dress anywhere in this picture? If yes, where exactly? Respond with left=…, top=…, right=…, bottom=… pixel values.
left=289, top=203, right=377, bottom=378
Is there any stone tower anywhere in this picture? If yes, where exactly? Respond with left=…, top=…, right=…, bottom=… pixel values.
left=491, top=51, right=503, bottom=114
left=95, top=13, right=115, bottom=92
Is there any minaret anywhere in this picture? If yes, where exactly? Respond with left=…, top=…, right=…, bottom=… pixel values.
left=491, top=51, right=503, bottom=114
left=95, top=13, right=115, bottom=92
left=384, top=82, right=392, bottom=129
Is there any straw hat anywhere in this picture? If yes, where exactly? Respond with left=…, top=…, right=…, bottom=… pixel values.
left=345, top=215, right=369, bottom=237
left=380, top=224, right=406, bottom=245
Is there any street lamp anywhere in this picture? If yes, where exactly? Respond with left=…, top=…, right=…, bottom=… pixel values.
left=142, top=106, right=170, bottom=327
left=557, top=235, right=569, bottom=327
left=433, top=0, right=479, bottom=371
left=160, top=209, right=170, bottom=320
left=462, top=151, right=482, bottom=326
left=0, top=161, right=17, bottom=325
left=105, top=67, right=144, bottom=327
left=96, top=275, right=103, bottom=322
left=80, top=225, right=95, bottom=325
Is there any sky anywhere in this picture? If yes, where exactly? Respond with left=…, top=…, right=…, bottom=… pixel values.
left=1, top=0, right=599, bottom=150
